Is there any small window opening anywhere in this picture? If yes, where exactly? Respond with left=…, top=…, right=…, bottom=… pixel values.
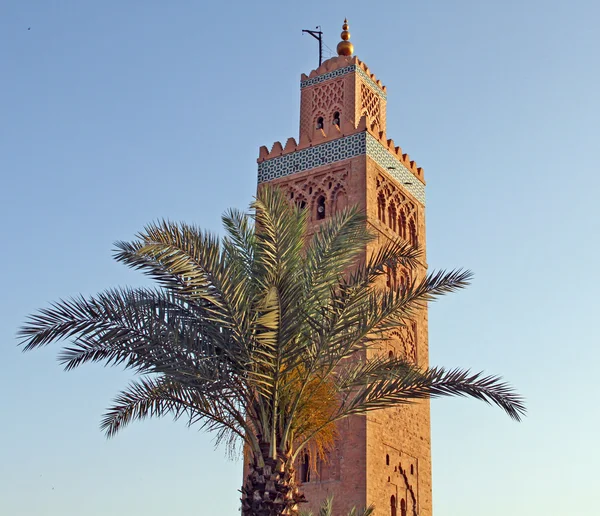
left=290, top=191, right=294, bottom=199
left=410, top=464, right=414, bottom=475
left=400, top=498, right=406, bottom=516
left=386, top=454, right=390, bottom=465
left=388, top=203, right=397, bottom=233
left=299, top=200, right=307, bottom=210
left=316, top=195, right=326, bottom=220
left=300, top=452, right=311, bottom=483
left=391, top=495, right=397, bottom=516
left=399, top=211, right=407, bottom=240
left=333, top=111, right=340, bottom=126
left=309, top=186, right=313, bottom=194
left=328, top=181, right=332, bottom=189
left=409, top=219, right=418, bottom=248
left=388, top=350, right=394, bottom=359
left=377, top=193, right=386, bottom=223
left=316, top=117, right=324, bottom=130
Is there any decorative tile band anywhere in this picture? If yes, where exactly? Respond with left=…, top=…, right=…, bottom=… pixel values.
left=356, top=67, right=387, bottom=100
left=365, top=133, right=426, bottom=204
left=257, top=132, right=425, bottom=204
left=301, top=65, right=387, bottom=100
left=258, top=132, right=365, bottom=183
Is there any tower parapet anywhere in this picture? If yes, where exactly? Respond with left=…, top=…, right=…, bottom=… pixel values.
left=258, top=20, right=425, bottom=205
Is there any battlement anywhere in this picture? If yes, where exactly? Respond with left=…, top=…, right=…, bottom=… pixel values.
left=257, top=119, right=424, bottom=183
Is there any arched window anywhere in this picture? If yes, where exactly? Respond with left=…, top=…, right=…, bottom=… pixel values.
left=386, top=454, right=390, bottom=465
left=390, top=495, right=397, bottom=516
left=333, top=111, right=340, bottom=127
left=399, top=211, right=407, bottom=240
left=388, top=350, right=394, bottom=359
left=300, top=452, right=311, bottom=483
left=409, top=219, right=418, bottom=248
left=316, top=116, right=324, bottom=130
left=386, top=265, right=396, bottom=289
left=399, top=269, right=409, bottom=293
left=316, top=195, right=326, bottom=220
left=388, top=202, right=397, bottom=232
left=378, top=193, right=386, bottom=223
left=400, top=498, right=406, bottom=516
left=334, top=190, right=347, bottom=213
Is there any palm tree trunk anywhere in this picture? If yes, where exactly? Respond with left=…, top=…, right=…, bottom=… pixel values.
left=241, top=452, right=306, bottom=516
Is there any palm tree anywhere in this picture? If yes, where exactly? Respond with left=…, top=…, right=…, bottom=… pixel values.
left=19, top=186, right=525, bottom=516
left=299, top=496, right=374, bottom=516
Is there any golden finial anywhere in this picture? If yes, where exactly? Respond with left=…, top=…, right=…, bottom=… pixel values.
left=337, top=18, right=354, bottom=56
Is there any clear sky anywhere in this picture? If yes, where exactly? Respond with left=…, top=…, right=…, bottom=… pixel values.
left=1, top=1, right=598, bottom=515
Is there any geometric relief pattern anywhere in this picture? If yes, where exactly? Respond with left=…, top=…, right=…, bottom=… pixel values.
left=258, top=133, right=426, bottom=205
left=390, top=322, right=418, bottom=365
left=301, top=65, right=387, bottom=100
left=376, top=173, right=419, bottom=246
left=313, top=79, right=344, bottom=114
left=283, top=168, right=349, bottom=221
left=258, top=132, right=365, bottom=183
left=365, top=133, right=425, bottom=204
left=361, top=83, right=381, bottom=128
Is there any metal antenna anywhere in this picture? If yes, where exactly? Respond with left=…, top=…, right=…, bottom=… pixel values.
left=302, top=26, right=323, bottom=66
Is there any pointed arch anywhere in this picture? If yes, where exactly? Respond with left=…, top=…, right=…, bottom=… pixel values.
left=388, top=201, right=397, bottom=233
left=409, top=218, right=418, bottom=248
left=300, top=451, right=311, bottom=483
left=316, top=194, right=326, bottom=220
left=334, top=188, right=348, bottom=213
left=399, top=209, right=407, bottom=240
left=378, top=192, right=386, bottom=224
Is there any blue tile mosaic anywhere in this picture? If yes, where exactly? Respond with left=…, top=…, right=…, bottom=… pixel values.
left=257, top=132, right=365, bottom=183
left=257, top=132, right=425, bottom=204
left=365, top=133, right=426, bottom=204
left=300, top=65, right=387, bottom=100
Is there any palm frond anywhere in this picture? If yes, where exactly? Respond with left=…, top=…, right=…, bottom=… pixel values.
left=101, top=376, right=247, bottom=447
left=339, top=363, right=526, bottom=421
left=304, top=206, right=372, bottom=302
left=19, top=184, right=525, bottom=510
left=114, top=222, right=223, bottom=304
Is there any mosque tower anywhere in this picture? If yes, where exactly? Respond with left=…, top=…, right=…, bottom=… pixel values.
left=256, top=20, right=430, bottom=516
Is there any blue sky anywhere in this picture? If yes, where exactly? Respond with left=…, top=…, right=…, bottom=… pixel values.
left=1, top=1, right=598, bottom=514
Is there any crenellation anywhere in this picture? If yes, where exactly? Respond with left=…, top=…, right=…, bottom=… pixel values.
left=270, top=141, right=283, bottom=156
left=283, top=137, right=297, bottom=154
left=258, top=145, right=269, bottom=160
left=258, top=127, right=425, bottom=188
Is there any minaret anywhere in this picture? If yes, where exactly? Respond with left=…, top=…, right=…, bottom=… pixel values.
left=257, top=21, right=431, bottom=516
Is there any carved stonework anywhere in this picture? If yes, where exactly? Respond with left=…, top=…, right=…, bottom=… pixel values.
left=376, top=174, right=419, bottom=246
left=312, top=79, right=344, bottom=120
left=361, top=83, right=381, bottom=129
left=389, top=321, right=418, bottom=364
left=281, top=168, right=349, bottom=222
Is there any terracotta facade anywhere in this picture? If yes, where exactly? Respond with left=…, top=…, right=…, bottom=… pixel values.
left=255, top=53, right=430, bottom=516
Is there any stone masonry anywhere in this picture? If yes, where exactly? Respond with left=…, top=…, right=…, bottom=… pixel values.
left=255, top=44, right=430, bottom=516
